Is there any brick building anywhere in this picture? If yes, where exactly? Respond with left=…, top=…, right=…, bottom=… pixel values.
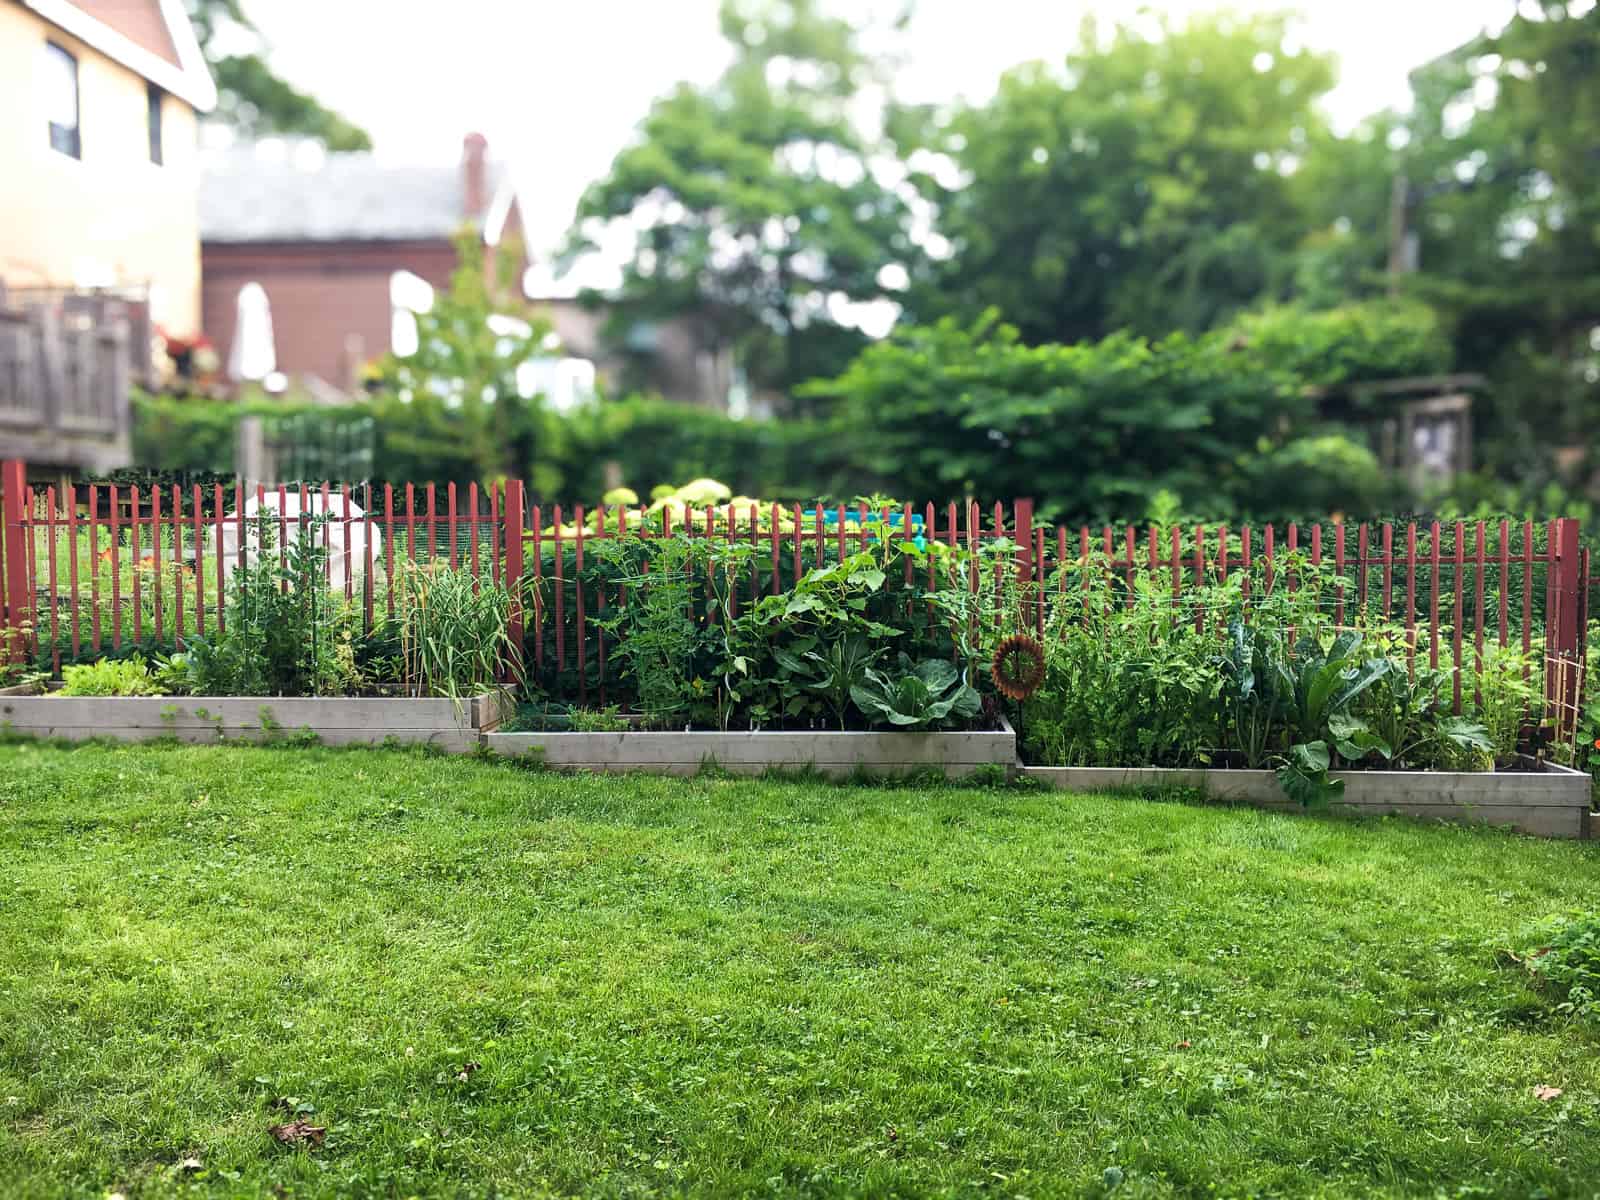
left=200, top=134, right=744, bottom=409
left=199, top=132, right=524, bottom=390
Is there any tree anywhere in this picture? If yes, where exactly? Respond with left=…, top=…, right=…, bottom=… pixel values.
left=183, top=0, right=372, bottom=150
left=1401, top=4, right=1600, bottom=315
left=567, top=0, right=916, bottom=399
left=367, top=235, right=565, bottom=490
left=1385, top=2, right=1600, bottom=473
left=1279, top=115, right=1408, bottom=308
left=905, top=12, right=1336, bottom=345
left=803, top=310, right=1391, bottom=522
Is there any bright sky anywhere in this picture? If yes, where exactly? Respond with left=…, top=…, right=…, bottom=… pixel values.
left=243, top=0, right=1518, bottom=263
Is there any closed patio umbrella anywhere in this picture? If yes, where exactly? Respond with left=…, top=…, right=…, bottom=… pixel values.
left=227, top=281, right=277, bottom=382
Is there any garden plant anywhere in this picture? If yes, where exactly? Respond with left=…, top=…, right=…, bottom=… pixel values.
left=6, top=489, right=1586, bottom=809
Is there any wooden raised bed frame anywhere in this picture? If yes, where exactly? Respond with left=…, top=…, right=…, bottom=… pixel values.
left=0, top=693, right=510, bottom=753
left=485, top=717, right=1015, bottom=779
left=1019, top=764, right=1593, bottom=839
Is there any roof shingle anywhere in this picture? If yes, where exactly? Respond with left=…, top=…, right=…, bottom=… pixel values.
left=200, top=151, right=504, bottom=244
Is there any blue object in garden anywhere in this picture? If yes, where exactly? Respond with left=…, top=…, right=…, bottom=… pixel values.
left=802, top=507, right=926, bottom=549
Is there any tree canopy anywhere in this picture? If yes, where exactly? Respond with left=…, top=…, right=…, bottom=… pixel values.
left=567, top=0, right=916, bottom=397
left=902, top=12, right=1336, bottom=346
left=1396, top=3, right=1600, bottom=468
left=185, top=0, right=1600, bottom=514
left=184, top=0, right=373, bottom=151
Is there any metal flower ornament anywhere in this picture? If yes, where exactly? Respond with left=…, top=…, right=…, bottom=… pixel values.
left=990, top=635, right=1047, bottom=702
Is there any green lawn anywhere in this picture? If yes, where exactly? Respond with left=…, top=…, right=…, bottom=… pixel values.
left=1, top=744, right=1597, bottom=1199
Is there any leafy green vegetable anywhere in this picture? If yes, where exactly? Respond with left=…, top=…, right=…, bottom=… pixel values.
left=58, top=658, right=165, bottom=697
left=851, top=656, right=982, bottom=730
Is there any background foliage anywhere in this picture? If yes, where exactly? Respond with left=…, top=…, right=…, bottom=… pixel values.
left=183, top=0, right=373, bottom=150
left=899, top=11, right=1337, bottom=345
left=137, top=299, right=1456, bottom=520
left=804, top=307, right=1412, bottom=521
left=566, top=0, right=915, bottom=397
left=155, top=1, right=1599, bottom=523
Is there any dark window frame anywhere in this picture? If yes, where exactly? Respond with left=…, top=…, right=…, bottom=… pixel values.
left=147, top=83, right=163, bottom=165
left=46, top=40, right=81, bottom=159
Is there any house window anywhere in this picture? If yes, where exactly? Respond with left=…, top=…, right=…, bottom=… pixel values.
left=45, top=42, right=80, bottom=159
left=147, top=84, right=163, bottom=165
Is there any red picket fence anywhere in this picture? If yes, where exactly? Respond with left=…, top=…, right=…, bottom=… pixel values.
left=0, top=464, right=525, bottom=669
left=1026, top=514, right=1589, bottom=737
left=0, top=461, right=1588, bottom=733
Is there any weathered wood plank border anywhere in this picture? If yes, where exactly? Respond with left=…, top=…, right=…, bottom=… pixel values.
left=485, top=717, right=1015, bottom=778
left=0, top=692, right=510, bottom=753
left=1019, top=764, right=1594, bottom=839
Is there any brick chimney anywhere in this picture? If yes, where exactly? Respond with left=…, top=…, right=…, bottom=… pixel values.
left=462, top=132, right=490, bottom=222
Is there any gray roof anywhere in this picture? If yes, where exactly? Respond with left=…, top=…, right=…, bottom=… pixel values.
left=200, top=151, right=505, bottom=244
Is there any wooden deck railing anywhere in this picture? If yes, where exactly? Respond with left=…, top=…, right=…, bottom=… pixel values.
left=0, top=289, right=134, bottom=472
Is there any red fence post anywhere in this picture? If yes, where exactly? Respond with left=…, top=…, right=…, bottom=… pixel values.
left=1548, top=517, right=1582, bottom=730
left=1013, top=497, right=1034, bottom=629
left=504, top=479, right=525, bottom=683
left=1, top=460, right=30, bottom=665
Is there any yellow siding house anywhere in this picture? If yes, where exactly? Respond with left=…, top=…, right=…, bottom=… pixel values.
left=0, top=0, right=215, bottom=336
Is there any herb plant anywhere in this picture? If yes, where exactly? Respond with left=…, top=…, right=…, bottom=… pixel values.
left=568, top=705, right=630, bottom=733
left=1462, top=641, right=1542, bottom=760
left=395, top=562, right=519, bottom=701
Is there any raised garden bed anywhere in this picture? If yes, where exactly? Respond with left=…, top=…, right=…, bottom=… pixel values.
left=1018, top=763, right=1594, bottom=839
left=486, top=717, right=1014, bottom=778
left=0, top=693, right=510, bottom=753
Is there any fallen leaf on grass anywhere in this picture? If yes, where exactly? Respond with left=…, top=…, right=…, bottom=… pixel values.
left=1533, top=1085, right=1563, bottom=1101
left=1173, top=1040, right=1192, bottom=1050
left=268, top=1121, right=326, bottom=1148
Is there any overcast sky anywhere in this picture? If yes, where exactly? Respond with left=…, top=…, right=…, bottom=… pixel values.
left=242, top=0, right=1519, bottom=262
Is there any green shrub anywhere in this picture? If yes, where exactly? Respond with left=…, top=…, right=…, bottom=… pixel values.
left=132, top=390, right=263, bottom=474
left=1224, top=299, right=1452, bottom=390
left=132, top=390, right=370, bottom=479
left=134, top=387, right=844, bottom=502
left=562, top=396, right=842, bottom=501
left=804, top=311, right=1395, bottom=523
